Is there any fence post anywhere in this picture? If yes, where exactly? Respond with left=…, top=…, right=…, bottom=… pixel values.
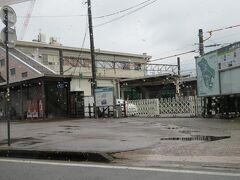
left=156, top=99, right=160, bottom=116
left=107, top=106, right=110, bottom=117
left=124, top=101, right=127, bottom=117
left=194, top=96, right=197, bottom=117
left=88, top=103, right=91, bottom=118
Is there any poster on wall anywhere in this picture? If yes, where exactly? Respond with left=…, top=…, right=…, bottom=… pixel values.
left=196, top=52, right=220, bottom=97
left=217, top=42, right=240, bottom=70
left=95, top=87, right=113, bottom=107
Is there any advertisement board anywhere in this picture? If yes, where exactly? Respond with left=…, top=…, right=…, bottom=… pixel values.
left=95, top=87, right=113, bottom=107
left=197, top=42, right=240, bottom=97
left=196, top=52, right=220, bottom=96
left=217, top=42, right=240, bottom=71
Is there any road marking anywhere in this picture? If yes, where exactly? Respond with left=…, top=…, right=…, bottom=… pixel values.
left=0, top=158, right=239, bottom=177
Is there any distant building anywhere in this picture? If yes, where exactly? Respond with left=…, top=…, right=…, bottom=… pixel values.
left=120, top=74, right=197, bottom=100
left=15, top=40, right=151, bottom=96
left=0, top=39, right=151, bottom=119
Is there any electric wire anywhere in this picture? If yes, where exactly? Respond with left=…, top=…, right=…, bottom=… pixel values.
left=72, top=20, right=88, bottom=76
left=63, top=16, right=88, bottom=74
left=204, top=24, right=240, bottom=43
left=17, top=0, right=157, bottom=19
left=93, top=0, right=156, bottom=19
left=206, top=24, right=240, bottom=34
left=94, top=0, right=158, bottom=27
left=150, top=50, right=197, bottom=62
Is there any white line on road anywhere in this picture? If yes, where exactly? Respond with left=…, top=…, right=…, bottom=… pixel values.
left=0, top=158, right=240, bottom=177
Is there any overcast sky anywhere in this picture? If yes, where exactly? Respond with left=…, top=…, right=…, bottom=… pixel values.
left=2, top=0, right=240, bottom=74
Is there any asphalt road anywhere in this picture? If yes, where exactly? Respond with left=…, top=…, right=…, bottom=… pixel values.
left=0, top=158, right=240, bottom=180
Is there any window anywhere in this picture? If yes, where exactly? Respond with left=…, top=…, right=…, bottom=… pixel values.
left=10, top=68, right=16, bottom=76
left=42, top=54, right=48, bottom=65
left=0, top=59, right=5, bottom=67
left=48, top=55, right=59, bottom=65
left=234, top=51, right=237, bottom=58
left=22, top=72, right=28, bottom=78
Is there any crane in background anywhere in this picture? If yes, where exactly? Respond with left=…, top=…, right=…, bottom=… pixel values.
left=0, top=0, right=31, bottom=6
left=19, top=0, right=36, bottom=40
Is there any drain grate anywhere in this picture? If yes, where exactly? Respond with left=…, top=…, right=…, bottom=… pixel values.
left=160, top=135, right=230, bottom=141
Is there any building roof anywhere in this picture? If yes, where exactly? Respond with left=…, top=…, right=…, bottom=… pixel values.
left=120, top=73, right=178, bottom=82
left=180, top=76, right=197, bottom=83
left=119, top=73, right=179, bottom=87
left=0, top=46, right=59, bottom=86
left=196, top=41, right=240, bottom=57
left=16, top=41, right=152, bottom=60
left=9, top=48, right=56, bottom=75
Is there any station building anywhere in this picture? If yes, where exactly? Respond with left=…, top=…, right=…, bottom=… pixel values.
left=0, top=38, right=151, bottom=119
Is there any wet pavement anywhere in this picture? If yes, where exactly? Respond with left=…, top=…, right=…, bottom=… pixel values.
left=0, top=117, right=240, bottom=169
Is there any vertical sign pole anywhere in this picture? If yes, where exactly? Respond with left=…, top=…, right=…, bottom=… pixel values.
left=4, top=8, right=11, bottom=146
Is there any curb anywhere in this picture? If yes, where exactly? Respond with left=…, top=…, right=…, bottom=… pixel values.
left=0, top=149, right=114, bottom=163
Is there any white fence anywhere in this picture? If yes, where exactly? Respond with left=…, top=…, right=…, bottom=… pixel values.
left=127, top=96, right=201, bottom=117
left=127, top=99, right=159, bottom=117
left=158, top=96, right=196, bottom=117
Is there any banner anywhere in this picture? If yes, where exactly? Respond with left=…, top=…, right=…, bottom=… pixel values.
left=196, top=52, right=220, bottom=96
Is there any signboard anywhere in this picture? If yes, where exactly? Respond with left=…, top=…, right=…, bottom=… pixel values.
left=0, top=5, right=17, bottom=48
left=0, top=5, right=17, bottom=27
left=197, top=42, right=240, bottom=97
left=196, top=52, right=220, bottom=97
left=95, top=87, right=113, bottom=107
left=217, top=42, right=240, bottom=71
left=0, top=27, right=17, bottom=48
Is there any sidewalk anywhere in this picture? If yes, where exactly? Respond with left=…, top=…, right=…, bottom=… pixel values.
left=0, top=117, right=240, bottom=169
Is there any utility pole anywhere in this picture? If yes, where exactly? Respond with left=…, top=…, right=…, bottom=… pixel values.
left=198, top=29, right=212, bottom=116
left=198, top=29, right=204, bottom=56
left=59, top=49, right=63, bottom=75
left=177, top=57, right=181, bottom=76
left=176, top=57, right=181, bottom=97
left=87, top=0, right=98, bottom=118
left=4, top=8, right=10, bottom=146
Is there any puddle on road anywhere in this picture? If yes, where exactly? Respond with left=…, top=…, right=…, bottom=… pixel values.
left=59, top=125, right=81, bottom=131
left=56, top=130, right=72, bottom=134
left=179, top=130, right=200, bottom=134
left=160, top=135, right=231, bottom=142
left=164, top=126, right=180, bottom=130
left=59, top=125, right=81, bottom=128
left=0, top=137, right=42, bottom=146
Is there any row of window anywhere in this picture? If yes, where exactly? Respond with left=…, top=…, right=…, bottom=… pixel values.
left=0, top=59, right=28, bottom=78
left=9, top=68, right=27, bottom=78
left=63, top=57, right=143, bottom=70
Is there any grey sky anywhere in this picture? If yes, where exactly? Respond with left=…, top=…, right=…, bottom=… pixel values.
left=2, top=0, right=240, bottom=74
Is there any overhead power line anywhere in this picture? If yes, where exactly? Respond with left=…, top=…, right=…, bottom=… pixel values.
left=206, top=24, right=240, bottom=34
left=72, top=24, right=88, bottom=75
left=150, top=50, right=197, bottom=62
left=17, top=0, right=157, bottom=19
left=93, top=0, right=155, bottom=19
left=94, top=0, right=158, bottom=27
left=17, top=14, right=86, bottom=18
left=204, top=24, right=240, bottom=43
left=63, top=15, right=88, bottom=74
